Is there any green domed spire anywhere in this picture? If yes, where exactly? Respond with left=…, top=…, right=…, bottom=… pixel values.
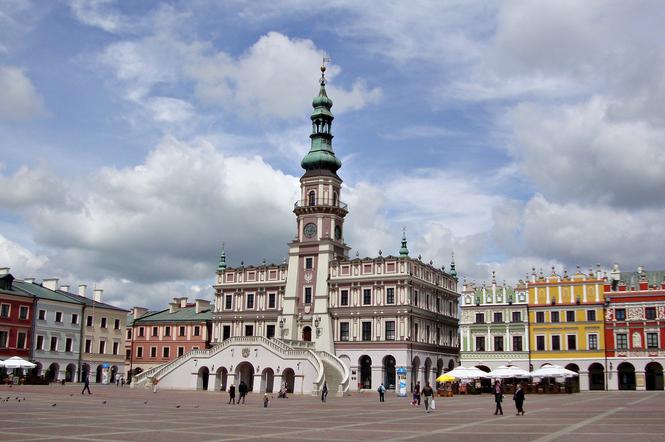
left=450, top=252, right=457, bottom=279
left=399, top=228, right=409, bottom=257
left=301, top=61, right=342, bottom=175
left=217, top=244, right=227, bottom=271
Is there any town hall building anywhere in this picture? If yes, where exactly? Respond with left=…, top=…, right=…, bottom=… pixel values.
left=132, top=64, right=460, bottom=395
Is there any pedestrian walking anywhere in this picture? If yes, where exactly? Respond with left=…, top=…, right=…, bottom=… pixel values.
left=152, top=377, right=159, bottom=394
left=412, top=381, right=421, bottom=406
left=263, top=393, right=270, bottom=408
left=228, top=384, right=236, bottom=404
left=81, top=376, right=91, bottom=395
left=493, top=381, right=504, bottom=415
left=513, top=384, right=525, bottom=415
left=422, top=383, right=434, bottom=413
left=121, top=378, right=125, bottom=387
left=377, top=383, right=386, bottom=402
left=237, top=381, right=248, bottom=405
left=116, top=378, right=120, bottom=387
left=321, top=382, right=328, bottom=402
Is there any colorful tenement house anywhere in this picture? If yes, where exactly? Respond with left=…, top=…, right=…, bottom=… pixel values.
left=125, top=299, right=212, bottom=378
left=604, top=265, right=665, bottom=391
left=527, top=266, right=607, bottom=391
left=131, top=64, right=460, bottom=395
left=14, top=278, right=84, bottom=383
left=459, top=273, right=529, bottom=371
left=0, top=269, right=33, bottom=362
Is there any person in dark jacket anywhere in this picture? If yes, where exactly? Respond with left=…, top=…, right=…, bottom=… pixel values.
left=228, top=384, right=236, bottom=404
left=513, top=384, right=525, bottom=415
left=493, top=381, right=503, bottom=415
left=422, top=383, right=434, bottom=413
left=81, top=376, right=92, bottom=395
left=321, top=382, right=328, bottom=402
left=413, top=381, right=421, bottom=406
left=237, top=381, right=248, bottom=405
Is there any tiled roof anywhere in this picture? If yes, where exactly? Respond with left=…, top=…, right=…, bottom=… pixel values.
left=133, top=305, right=212, bottom=323
left=13, top=281, right=82, bottom=305
left=58, top=290, right=129, bottom=312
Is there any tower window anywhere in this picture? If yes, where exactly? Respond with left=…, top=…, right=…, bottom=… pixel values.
left=308, top=191, right=316, bottom=206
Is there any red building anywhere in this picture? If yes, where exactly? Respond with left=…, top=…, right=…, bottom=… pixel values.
left=0, top=270, right=34, bottom=360
left=604, top=266, right=665, bottom=391
left=125, top=298, right=212, bottom=379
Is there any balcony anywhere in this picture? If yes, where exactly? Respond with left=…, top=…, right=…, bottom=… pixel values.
left=294, top=198, right=348, bottom=213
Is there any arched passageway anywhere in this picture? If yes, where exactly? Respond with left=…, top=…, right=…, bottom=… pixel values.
left=565, top=363, right=580, bottom=391
left=448, top=359, right=455, bottom=371
left=46, top=363, right=59, bottom=382
left=95, top=365, right=103, bottom=383
left=645, top=362, right=664, bottom=391
left=618, top=362, right=636, bottom=390
left=383, top=355, right=396, bottom=390
left=411, top=357, right=420, bottom=391
left=65, top=364, right=76, bottom=382
left=262, top=368, right=275, bottom=393
left=588, top=363, right=604, bottom=390
left=282, top=368, right=295, bottom=393
left=424, top=358, right=432, bottom=386
left=359, top=355, right=372, bottom=389
left=197, top=366, right=210, bottom=391
left=236, top=362, right=255, bottom=391
left=110, top=365, right=118, bottom=384
left=215, top=367, right=228, bottom=391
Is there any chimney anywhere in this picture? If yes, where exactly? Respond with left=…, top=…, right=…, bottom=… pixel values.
left=195, top=299, right=210, bottom=314
left=78, top=284, right=87, bottom=297
left=93, top=288, right=103, bottom=303
left=60, top=285, right=70, bottom=293
left=24, top=278, right=35, bottom=284
left=0, top=267, right=9, bottom=276
left=132, top=306, right=148, bottom=319
left=169, top=298, right=180, bottom=314
left=180, top=297, right=187, bottom=308
left=43, top=278, right=59, bottom=291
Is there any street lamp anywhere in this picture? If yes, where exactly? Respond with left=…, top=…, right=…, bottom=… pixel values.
left=314, top=316, right=322, bottom=337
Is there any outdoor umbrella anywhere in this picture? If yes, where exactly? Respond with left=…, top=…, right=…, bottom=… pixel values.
left=486, top=365, right=531, bottom=379
left=530, top=364, right=578, bottom=378
left=446, top=366, right=489, bottom=379
left=1, top=356, right=36, bottom=369
left=436, top=373, right=456, bottom=383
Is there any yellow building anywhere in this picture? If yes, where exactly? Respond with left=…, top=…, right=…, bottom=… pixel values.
left=528, top=267, right=607, bottom=390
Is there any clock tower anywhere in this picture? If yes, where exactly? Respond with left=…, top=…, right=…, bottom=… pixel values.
left=281, top=63, right=349, bottom=352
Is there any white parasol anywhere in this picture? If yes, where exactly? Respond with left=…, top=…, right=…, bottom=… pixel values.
left=486, top=365, right=531, bottom=379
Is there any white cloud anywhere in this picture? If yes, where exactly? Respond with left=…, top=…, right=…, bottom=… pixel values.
left=382, top=125, right=454, bottom=140
left=504, top=97, right=665, bottom=208
left=69, top=0, right=127, bottom=33
left=144, top=97, right=194, bottom=123
left=0, top=66, right=44, bottom=121
left=0, top=234, right=48, bottom=277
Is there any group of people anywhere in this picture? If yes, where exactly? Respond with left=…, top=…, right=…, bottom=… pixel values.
left=411, top=381, right=435, bottom=412
left=493, top=381, right=526, bottom=416
left=226, top=381, right=249, bottom=404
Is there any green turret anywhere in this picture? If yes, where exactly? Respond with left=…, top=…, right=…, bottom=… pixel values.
left=301, top=63, right=342, bottom=176
left=217, top=245, right=227, bottom=271
left=450, top=252, right=457, bottom=279
left=399, top=229, right=409, bottom=257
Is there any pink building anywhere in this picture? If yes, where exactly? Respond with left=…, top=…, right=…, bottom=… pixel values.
left=126, top=298, right=212, bottom=379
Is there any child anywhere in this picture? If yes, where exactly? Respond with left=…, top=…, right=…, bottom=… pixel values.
left=263, top=393, right=270, bottom=408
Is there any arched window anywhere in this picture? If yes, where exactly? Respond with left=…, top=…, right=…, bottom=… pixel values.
left=308, top=191, right=316, bottom=206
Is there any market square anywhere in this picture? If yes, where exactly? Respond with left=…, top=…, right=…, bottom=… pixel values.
left=1, top=385, right=664, bottom=441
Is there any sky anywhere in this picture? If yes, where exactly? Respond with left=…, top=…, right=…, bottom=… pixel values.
left=1, top=0, right=664, bottom=309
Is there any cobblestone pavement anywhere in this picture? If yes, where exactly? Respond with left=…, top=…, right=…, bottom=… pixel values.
left=0, top=384, right=664, bottom=441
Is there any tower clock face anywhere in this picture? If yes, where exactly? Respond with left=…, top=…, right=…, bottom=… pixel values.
left=303, top=223, right=317, bottom=238
left=334, top=225, right=342, bottom=240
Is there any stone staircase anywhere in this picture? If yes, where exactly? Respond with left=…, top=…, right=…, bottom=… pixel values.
left=318, top=350, right=350, bottom=396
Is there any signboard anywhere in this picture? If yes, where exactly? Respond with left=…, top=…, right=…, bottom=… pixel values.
left=396, top=367, right=407, bottom=397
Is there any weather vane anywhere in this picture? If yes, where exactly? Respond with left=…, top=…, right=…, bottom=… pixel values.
left=321, top=56, right=331, bottom=83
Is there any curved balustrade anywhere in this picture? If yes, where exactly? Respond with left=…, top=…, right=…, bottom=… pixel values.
left=317, top=350, right=350, bottom=393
